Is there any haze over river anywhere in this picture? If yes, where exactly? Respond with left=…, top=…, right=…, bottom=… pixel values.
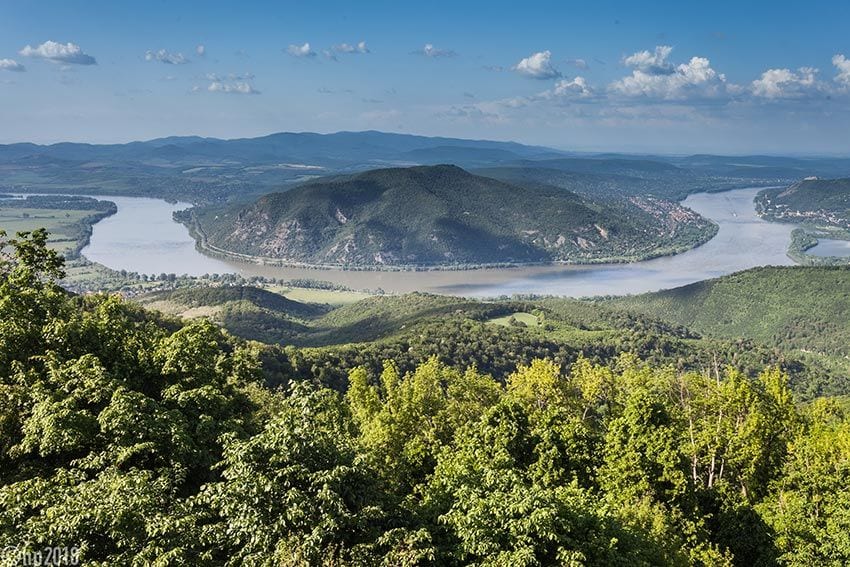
left=82, top=187, right=795, bottom=297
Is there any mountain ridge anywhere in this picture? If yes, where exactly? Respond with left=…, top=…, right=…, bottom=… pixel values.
left=189, top=164, right=717, bottom=268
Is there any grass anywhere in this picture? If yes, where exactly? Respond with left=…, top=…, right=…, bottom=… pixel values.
left=487, top=312, right=541, bottom=328
left=266, top=285, right=372, bottom=306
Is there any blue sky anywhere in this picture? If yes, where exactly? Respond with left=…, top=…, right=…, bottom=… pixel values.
left=1, top=0, right=849, bottom=154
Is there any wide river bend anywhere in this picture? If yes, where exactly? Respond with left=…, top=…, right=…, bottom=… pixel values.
left=81, top=187, right=795, bottom=297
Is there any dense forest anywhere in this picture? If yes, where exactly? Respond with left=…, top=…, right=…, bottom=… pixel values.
left=2, top=229, right=850, bottom=565
left=609, top=266, right=850, bottom=375
left=136, top=284, right=846, bottom=401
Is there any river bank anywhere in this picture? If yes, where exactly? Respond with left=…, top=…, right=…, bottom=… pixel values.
left=76, top=186, right=796, bottom=297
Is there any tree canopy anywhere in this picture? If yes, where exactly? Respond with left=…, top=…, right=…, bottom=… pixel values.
left=0, top=230, right=848, bottom=565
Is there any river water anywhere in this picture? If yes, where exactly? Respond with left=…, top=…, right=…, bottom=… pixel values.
left=80, top=187, right=796, bottom=297
left=808, top=238, right=850, bottom=257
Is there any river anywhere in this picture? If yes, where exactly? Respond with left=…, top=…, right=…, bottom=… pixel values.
left=80, top=187, right=796, bottom=297
left=807, top=238, right=850, bottom=257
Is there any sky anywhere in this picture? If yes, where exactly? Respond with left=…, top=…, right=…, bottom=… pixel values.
left=1, top=0, right=850, bottom=154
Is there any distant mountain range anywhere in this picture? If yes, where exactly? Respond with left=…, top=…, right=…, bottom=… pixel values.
left=4, top=130, right=850, bottom=203
left=186, top=164, right=718, bottom=268
left=0, top=130, right=557, bottom=168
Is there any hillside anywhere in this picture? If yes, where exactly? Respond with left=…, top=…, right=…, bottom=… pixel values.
left=190, top=165, right=717, bottom=267
left=136, top=285, right=329, bottom=344
left=130, top=283, right=846, bottom=399
left=608, top=266, right=850, bottom=372
left=756, top=177, right=850, bottom=227
left=7, top=230, right=850, bottom=565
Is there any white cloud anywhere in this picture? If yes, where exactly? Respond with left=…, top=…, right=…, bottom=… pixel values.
left=514, top=50, right=561, bottom=79
left=414, top=43, right=457, bottom=58
left=333, top=41, right=370, bottom=54
left=287, top=43, right=316, bottom=58
left=549, top=76, right=594, bottom=98
left=206, top=72, right=255, bottom=81
left=145, top=49, right=189, bottom=65
left=439, top=74, right=596, bottom=125
left=622, top=45, right=675, bottom=75
left=751, top=67, right=820, bottom=99
left=567, top=58, right=589, bottom=70
left=0, top=58, right=25, bottom=72
left=611, top=46, right=728, bottom=100
left=207, top=81, right=260, bottom=95
left=833, top=54, right=850, bottom=87
left=196, top=44, right=206, bottom=57
left=19, top=41, right=96, bottom=65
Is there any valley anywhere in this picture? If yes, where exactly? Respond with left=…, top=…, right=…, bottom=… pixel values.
left=5, top=134, right=850, bottom=567
left=7, top=2, right=850, bottom=562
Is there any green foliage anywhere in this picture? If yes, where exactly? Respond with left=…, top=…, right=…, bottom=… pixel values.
left=757, top=399, right=850, bottom=565
left=3, top=231, right=850, bottom=565
left=0, top=231, right=258, bottom=564
left=609, top=266, right=850, bottom=392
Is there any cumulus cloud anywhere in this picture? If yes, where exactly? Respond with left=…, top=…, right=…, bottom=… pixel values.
left=196, top=44, right=206, bottom=56
left=333, top=41, right=370, bottom=54
left=566, top=58, right=589, bottom=70
left=622, top=45, right=675, bottom=75
left=751, top=67, right=820, bottom=99
left=833, top=54, right=850, bottom=87
left=145, top=49, right=189, bottom=65
left=19, top=41, right=96, bottom=65
left=440, top=74, right=596, bottom=125
left=514, top=50, right=561, bottom=79
left=548, top=76, right=594, bottom=98
left=611, top=46, right=727, bottom=100
left=413, top=43, right=457, bottom=58
left=0, top=58, right=25, bottom=72
left=207, top=81, right=260, bottom=95
left=287, top=43, right=316, bottom=57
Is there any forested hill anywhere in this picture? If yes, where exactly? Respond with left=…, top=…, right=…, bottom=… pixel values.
left=2, top=229, right=850, bottom=565
left=609, top=266, right=850, bottom=372
left=191, top=164, right=716, bottom=267
left=756, top=177, right=850, bottom=227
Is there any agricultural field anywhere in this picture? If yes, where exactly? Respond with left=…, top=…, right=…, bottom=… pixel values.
left=0, top=195, right=116, bottom=257
left=1, top=206, right=94, bottom=254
